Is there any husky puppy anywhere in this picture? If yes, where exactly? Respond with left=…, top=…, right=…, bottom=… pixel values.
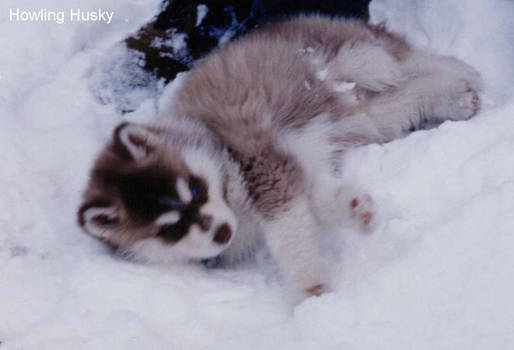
left=78, top=15, right=482, bottom=300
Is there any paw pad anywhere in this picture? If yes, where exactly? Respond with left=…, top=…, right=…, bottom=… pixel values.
left=360, top=212, right=372, bottom=225
left=305, top=284, right=324, bottom=296
left=349, top=194, right=375, bottom=229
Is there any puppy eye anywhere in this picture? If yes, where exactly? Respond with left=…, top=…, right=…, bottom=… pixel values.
left=190, top=184, right=199, bottom=197
left=189, top=180, right=200, bottom=197
left=189, top=177, right=207, bottom=201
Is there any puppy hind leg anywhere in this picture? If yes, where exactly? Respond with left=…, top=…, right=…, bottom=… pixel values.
left=364, top=73, right=480, bottom=142
left=362, top=86, right=424, bottom=142
left=327, top=43, right=406, bottom=92
left=401, top=51, right=483, bottom=92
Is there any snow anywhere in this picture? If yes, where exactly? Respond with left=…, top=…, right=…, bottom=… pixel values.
left=196, top=4, right=208, bottom=27
left=315, top=68, right=329, bottom=81
left=150, top=30, right=188, bottom=55
left=1, top=0, right=514, bottom=349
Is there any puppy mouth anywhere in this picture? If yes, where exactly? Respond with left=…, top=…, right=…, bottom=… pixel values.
left=213, top=223, right=232, bottom=244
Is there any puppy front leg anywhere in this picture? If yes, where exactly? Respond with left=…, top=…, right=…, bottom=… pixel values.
left=263, top=198, right=328, bottom=301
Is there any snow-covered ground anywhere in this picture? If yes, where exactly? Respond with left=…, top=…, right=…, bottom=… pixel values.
left=1, top=0, right=514, bottom=349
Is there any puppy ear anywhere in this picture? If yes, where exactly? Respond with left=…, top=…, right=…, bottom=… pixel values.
left=78, top=203, right=119, bottom=239
left=114, top=122, right=159, bottom=160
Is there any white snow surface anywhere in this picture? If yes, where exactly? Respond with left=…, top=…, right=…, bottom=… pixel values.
left=1, top=0, right=514, bottom=349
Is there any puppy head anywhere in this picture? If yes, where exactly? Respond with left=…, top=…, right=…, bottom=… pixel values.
left=78, top=122, right=237, bottom=263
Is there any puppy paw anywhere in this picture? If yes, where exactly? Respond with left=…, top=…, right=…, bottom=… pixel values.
left=430, top=79, right=481, bottom=122
left=349, top=194, right=376, bottom=231
left=449, top=58, right=484, bottom=93
left=453, top=81, right=481, bottom=120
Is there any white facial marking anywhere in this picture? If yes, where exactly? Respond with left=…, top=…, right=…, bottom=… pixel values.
left=176, top=177, right=192, bottom=203
left=155, top=211, right=180, bottom=226
left=181, top=148, right=238, bottom=242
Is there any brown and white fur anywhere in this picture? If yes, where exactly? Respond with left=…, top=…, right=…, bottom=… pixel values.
left=78, top=15, right=482, bottom=301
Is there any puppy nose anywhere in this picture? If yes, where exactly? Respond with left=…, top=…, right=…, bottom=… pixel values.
left=213, top=223, right=232, bottom=244
left=197, top=215, right=213, bottom=232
